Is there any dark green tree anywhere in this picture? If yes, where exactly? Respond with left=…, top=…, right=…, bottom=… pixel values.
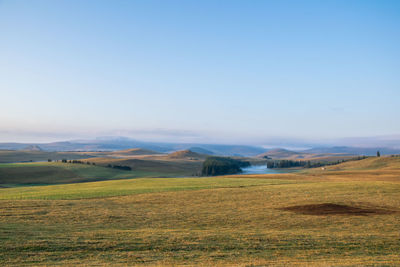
left=377, top=151, right=381, bottom=157
left=201, top=157, right=250, bottom=176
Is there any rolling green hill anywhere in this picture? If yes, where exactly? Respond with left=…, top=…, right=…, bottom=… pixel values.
left=81, top=156, right=203, bottom=177
left=0, top=162, right=135, bottom=186
left=167, top=149, right=208, bottom=159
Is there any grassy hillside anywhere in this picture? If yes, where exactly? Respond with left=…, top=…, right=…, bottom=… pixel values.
left=0, top=162, right=134, bottom=186
left=0, top=159, right=204, bottom=187
left=322, top=156, right=400, bottom=171
left=167, top=149, right=207, bottom=159
left=297, top=156, right=400, bottom=182
left=82, top=157, right=203, bottom=177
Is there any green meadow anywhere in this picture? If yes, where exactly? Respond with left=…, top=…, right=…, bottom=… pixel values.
left=0, top=176, right=294, bottom=200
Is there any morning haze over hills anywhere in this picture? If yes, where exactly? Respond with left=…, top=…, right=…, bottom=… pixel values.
left=1, top=0, right=400, bottom=266
left=1, top=135, right=400, bottom=156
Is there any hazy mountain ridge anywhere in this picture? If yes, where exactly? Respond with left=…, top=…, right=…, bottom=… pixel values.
left=187, top=147, right=215, bottom=155
left=1, top=137, right=400, bottom=157
left=0, top=138, right=267, bottom=157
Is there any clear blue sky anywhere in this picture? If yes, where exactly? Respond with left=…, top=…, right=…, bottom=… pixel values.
left=1, top=0, right=399, bottom=143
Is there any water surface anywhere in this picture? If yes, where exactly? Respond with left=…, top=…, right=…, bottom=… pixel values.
left=241, top=165, right=295, bottom=174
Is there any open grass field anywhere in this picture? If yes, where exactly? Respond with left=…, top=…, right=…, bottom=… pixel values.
left=0, top=177, right=292, bottom=200
left=1, top=157, right=400, bottom=266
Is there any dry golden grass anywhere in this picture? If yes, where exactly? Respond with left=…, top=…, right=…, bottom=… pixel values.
left=1, top=157, right=400, bottom=266
left=1, top=180, right=400, bottom=266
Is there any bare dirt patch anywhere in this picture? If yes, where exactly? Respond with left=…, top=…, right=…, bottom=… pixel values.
left=279, top=203, right=396, bottom=216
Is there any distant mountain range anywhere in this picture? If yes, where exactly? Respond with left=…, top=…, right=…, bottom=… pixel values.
left=0, top=137, right=267, bottom=157
left=0, top=137, right=399, bottom=157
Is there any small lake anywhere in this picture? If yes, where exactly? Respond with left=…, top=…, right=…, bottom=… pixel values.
left=241, top=165, right=296, bottom=174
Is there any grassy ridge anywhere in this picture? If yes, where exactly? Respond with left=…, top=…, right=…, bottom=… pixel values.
left=323, top=156, right=400, bottom=171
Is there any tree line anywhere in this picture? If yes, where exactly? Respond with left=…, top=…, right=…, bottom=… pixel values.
left=266, top=156, right=368, bottom=169
left=56, top=159, right=132, bottom=171
left=56, top=159, right=96, bottom=165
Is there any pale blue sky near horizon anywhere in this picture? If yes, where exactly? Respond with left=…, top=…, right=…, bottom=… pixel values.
left=1, top=0, right=399, bottom=144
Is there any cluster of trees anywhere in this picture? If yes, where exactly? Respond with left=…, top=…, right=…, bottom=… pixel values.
left=201, top=157, right=250, bottom=176
left=266, top=160, right=305, bottom=168
left=57, top=158, right=132, bottom=171
left=58, top=158, right=132, bottom=171
left=60, top=159, right=95, bottom=165
left=266, top=156, right=368, bottom=169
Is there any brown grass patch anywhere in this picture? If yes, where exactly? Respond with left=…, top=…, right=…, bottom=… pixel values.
left=279, top=203, right=396, bottom=216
